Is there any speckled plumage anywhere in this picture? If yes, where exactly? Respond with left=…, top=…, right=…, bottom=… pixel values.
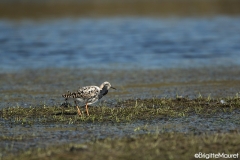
left=62, top=81, right=115, bottom=116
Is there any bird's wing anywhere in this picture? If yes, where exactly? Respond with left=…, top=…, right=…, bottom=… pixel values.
left=77, top=86, right=100, bottom=99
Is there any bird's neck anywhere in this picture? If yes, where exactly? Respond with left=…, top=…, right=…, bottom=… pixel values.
left=100, top=87, right=108, bottom=96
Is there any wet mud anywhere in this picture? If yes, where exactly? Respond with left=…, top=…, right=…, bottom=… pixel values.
left=1, top=67, right=240, bottom=158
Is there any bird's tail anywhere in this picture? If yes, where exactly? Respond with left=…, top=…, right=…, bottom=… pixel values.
left=62, top=91, right=72, bottom=100
left=62, top=91, right=80, bottom=99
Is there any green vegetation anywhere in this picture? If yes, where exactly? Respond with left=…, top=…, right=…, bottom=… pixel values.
left=5, top=132, right=240, bottom=160
left=1, top=96, right=240, bottom=159
left=1, top=96, right=240, bottom=124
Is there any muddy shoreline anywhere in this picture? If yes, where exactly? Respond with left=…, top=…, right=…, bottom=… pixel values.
left=1, top=66, right=240, bottom=158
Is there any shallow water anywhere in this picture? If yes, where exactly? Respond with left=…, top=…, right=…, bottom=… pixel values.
left=1, top=67, right=240, bottom=109
left=1, top=16, right=240, bottom=72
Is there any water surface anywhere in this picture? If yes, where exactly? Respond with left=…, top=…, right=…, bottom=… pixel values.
left=1, top=17, right=240, bottom=72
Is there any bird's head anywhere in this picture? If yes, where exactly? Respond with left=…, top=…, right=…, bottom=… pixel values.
left=100, top=81, right=116, bottom=90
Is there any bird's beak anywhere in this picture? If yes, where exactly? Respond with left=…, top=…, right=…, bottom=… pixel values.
left=111, top=86, right=116, bottom=90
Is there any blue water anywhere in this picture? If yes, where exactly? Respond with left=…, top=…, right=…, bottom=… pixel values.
left=0, top=17, right=240, bottom=72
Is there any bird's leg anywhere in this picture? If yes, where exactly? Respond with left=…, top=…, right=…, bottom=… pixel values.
left=74, top=100, right=82, bottom=116
left=85, top=103, right=89, bottom=116
left=76, top=106, right=82, bottom=116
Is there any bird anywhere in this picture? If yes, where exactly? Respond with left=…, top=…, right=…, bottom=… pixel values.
left=62, top=81, right=116, bottom=116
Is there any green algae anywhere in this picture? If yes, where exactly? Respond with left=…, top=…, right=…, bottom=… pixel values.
left=1, top=97, right=240, bottom=124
